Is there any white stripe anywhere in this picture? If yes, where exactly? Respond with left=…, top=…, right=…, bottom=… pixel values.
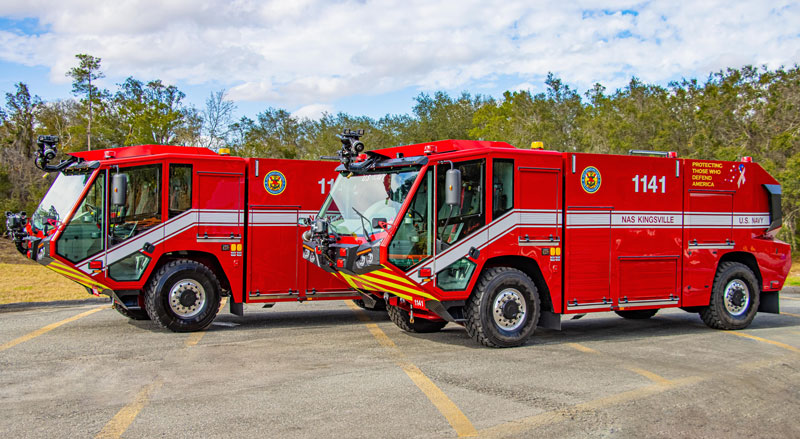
left=566, top=212, right=611, bottom=226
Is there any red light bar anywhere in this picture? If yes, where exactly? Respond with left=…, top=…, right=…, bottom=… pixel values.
left=423, top=145, right=437, bottom=155
left=667, top=151, right=677, bottom=158
left=741, top=156, right=753, bottom=163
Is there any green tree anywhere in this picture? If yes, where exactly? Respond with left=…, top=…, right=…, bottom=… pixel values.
left=66, top=54, right=105, bottom=150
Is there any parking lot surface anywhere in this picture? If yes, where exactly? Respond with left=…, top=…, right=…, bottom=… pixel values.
left=1, top=291, right=799, bottom=438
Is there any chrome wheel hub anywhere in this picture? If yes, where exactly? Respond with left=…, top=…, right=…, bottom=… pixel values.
left=493, top=288, right=527, bottom=331
left=169, top=279, right=206, bottom=318
left=723, top=279, right=750, bottom=317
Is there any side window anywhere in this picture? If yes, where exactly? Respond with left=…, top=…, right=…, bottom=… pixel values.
left=492, top=159, right=514, bottom=218
left=169, top=164, right=192, bottom=218
left=437, top=160, right=485, bottom=248
left=56, top=172, right=105, bottom=263
left=110, top=165, right=161, bottom=247
left=388, top=170, right=432, bottom=271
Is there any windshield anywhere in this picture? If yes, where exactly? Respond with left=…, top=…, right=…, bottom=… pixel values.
left=32, top=172, right=93, bottom=232
left=319, top=168, right=420, bottom=236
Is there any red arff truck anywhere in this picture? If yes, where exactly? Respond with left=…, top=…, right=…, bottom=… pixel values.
left=7, top=136, right=365, bottom=332
left=302, top=134, right=791, bottom=347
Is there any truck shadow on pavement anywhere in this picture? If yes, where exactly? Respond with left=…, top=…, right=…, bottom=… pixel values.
left=387, top=311, right=800, bottom=349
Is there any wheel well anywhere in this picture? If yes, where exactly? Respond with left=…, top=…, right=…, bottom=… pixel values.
left=719, top=252, right=763, bottom=290
left=483, top=256, right=553, bottom=312
left=149, top=251, right=231, bottom=295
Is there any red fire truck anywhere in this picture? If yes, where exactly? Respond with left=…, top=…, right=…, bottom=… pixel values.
left=302, top=133, right=791, bottom=347
left=7, top=136, right=364, bottom=332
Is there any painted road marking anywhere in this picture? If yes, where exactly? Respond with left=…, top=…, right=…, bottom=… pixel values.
left=99, top=297, right=227, bottom=436
left=184, top=298, right=226, bottom=347
left=566, top=342, right=598, bottom=354
left=781, top=296, right=800, bottom=301
left=346, top=301, right=478, bottom=437
left=479, top=376, right=704, bottom=438
left=0, top=306, right=108, bottom=353
left=480, top=352, right=794, bottom=438
left=781, top=311, right=800, bottom=318
left=625, top=366, right=671, bottom=385
left=726, top=331, right=800, bottom=354
left=95, top=380, right=163, bottom=439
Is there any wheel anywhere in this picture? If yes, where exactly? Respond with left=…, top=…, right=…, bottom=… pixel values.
left=465, top=267, right=540, bottom=348
left=112, top=301, right=150, bottom=320
left=353, top=297, right=386, bottom=311
left=700, top=261, right=760, bottom=330
left=615, top=309, right=658, bottom=319
left=387, top=305, right=447, bottom=333
left=144, top=259, right=221, bottom=332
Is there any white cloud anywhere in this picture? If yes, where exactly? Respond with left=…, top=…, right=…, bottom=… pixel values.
left=1, top=0, right=799, bottom=108
left=292, top=103, right=334, bottom=120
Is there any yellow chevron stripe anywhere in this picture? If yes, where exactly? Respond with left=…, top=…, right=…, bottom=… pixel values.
left=360, top=274, right=437, bottom=301
left=46, top=266, right=96, bottom=290
left=371, top=269, right=417, bottom=286
left=48, top=262, right=111, bottom=290
left=50, top=260, right=87, bottom=277
left=341, top=273, right=413, bottom=301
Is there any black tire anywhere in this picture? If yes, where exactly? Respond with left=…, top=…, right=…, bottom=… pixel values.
left=144, top=259, right=221, bottom=332
left=614, top=309, right=658, bottom=319
left=465, top=267, right=540, bottom=348
left=387, top=305, right=447, bottom=333
left=112, top=301, right=150, bottom=320
left=353, top=297, right=387, bottom=311
left=700, top=261, right=760, bottom=330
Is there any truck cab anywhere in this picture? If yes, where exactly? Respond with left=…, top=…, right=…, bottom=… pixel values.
left=11, top=139, right=356, bottom=331
left=303, top=137, right=791, bottom=347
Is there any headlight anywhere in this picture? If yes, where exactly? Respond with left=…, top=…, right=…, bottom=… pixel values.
left=302, top=248, right=311, bottom=260
left=355, top=255, right=366, bottom=269
left=365, top=252, right=374, bottom=265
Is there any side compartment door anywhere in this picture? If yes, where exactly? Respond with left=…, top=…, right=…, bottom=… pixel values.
left=610, top=157, right=683, bottom=310
left=248, top=207, right=299, bottom=296
left=564, top=154, right=612, bottom=312
left=196, top=171, right=244, bottom=240
left=517, top=165, right=563, bottom=311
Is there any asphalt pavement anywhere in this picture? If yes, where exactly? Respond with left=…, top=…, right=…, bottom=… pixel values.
left=1, top=291, right=799, bottom=438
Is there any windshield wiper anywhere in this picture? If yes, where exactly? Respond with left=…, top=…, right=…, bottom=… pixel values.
left=351, top=207, right=373, bottom=242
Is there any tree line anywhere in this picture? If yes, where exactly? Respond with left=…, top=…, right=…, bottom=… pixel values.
left=2, top=54, right=800, bottom=248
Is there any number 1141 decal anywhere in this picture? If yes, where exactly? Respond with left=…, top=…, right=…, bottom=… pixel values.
left=632, top=175, right=666, bottom=193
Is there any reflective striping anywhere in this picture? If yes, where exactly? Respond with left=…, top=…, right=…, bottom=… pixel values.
left=684, top=213, right=732, bottom=227
left=359, top=274, right=437, bottom=301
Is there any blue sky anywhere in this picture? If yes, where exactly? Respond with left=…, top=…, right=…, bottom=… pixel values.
left=1, top=1, right=799, bottom=120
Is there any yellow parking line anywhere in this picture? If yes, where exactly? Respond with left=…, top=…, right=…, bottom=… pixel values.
left=346, top=301, right=477, bottom=437
left=781, top=296, right=800, bottom=301
left=726, top=331, right=800, bottom=354
left=479, top=376, right=703, bottom=438
left=625, top=366, right=671, bottom=385
left=566, top=342, right=597, bottom=354
left=0, top=306, right=108, bottom=353
left=95, top=379, right=163, bottom=439
left=781, top=311, right=800, bottom=318
left=184, top=298, right=227, bottom=347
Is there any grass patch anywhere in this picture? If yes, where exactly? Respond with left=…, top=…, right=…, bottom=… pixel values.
left=0, top=262, right=90, bottom=304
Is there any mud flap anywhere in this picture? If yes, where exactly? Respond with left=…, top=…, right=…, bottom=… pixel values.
left=230, top=300, right=244, bottom=316
left=758, top=291, right=780, bottom=314
left=538, top=310, right=561, bottom=330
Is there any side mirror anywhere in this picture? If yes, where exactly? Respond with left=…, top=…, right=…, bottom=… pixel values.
left=372, top=217, right=387, bottom=230
left=445, top=168, right=462, bottom=207
left=112, top=173, right=128, bottom=206
left=297, top=217, right=310, bottom=227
